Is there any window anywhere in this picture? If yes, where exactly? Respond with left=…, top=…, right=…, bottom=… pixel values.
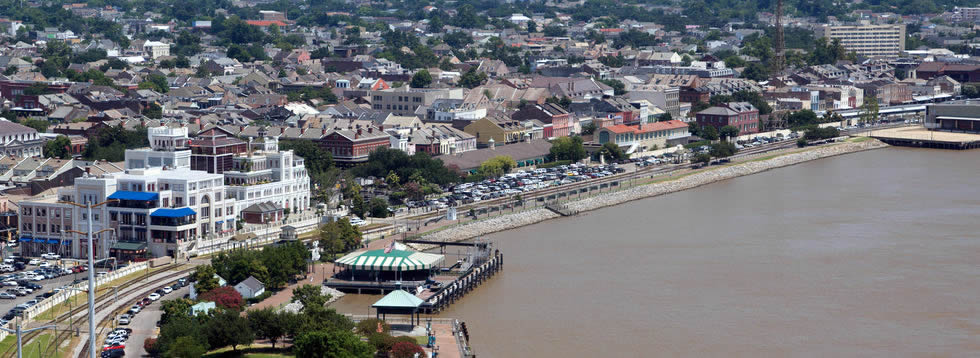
left=110, top=212, right=118, bottom=221
left=93, top=213, right=99, bottom=221
left=189, top=197, right=196, bottom=206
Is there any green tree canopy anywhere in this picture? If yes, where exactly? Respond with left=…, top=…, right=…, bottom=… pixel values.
left=43, top=135, right=71, bottom=159
left=477, top=155, right=517, bottom=178
left=410, top=70, right=432, bottom=88
left=549, top=136, right=587, bottom=162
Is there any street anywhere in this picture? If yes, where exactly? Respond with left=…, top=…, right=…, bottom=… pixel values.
left=123, top=285, right=189, bottom=357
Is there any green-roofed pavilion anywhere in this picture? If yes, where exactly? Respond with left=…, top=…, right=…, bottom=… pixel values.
left=334, top=249, right=445, bottom=282
left=372, top=289, right=425, bottom=325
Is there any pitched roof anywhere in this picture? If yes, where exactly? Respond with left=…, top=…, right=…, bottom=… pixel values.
left=372, top=289, right=424, bottom=308
left=237, top=276, right=264, bottom=291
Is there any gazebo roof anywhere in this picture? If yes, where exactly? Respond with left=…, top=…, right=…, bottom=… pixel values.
left=335, top=249, right=444, bottom=272
left=372, top=289, right=424, bottom=309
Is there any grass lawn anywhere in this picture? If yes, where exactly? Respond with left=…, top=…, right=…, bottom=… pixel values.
left=848, top=136, right=872, bottom=142
left=19, top=333, right=57, bottom=358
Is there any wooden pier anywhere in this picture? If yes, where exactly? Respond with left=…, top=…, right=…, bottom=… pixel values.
left=870, top=127, right=980, bottom=150
left=420, top=252, right=503, bottom=314
left=326, top=280, right=425, bottom=294
left=544, top=203, right=579, bottom=216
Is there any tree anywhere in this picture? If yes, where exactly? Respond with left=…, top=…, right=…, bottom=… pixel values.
left=549, top=136, right=587, bottom=162
left=391, top=341, right=426, bottom=358
left=655, top=113, right=673, bottom=122
left=692, top=153, right=712, bottom=165
left=165, top=336, right=208, bottom=358
left=292, top=284, right=329, bottom=311
left=546, top=96, right=572, bottom=110
left=144, top=103, right=163, bottom=119
left=198, top=286, right=245, bottom=311
left=681, top=54, right=693, bottom=66
left=527, top=20, right=537, bottom=33
left=192, top=265, right=219, bottom=294
left=477, top=156, right=517, bottom=178
left=318, top=218, right=362, bottom=259
left=787, top=110, right=820, bottom=128
left=368, top=197, right=390, bottom=218
left=161, top=298, right=193, bottom=324
left=543, top=25, right=567, bottom=37
left=859, top=97, right=879, bottom=124
left=600, top=79, right=627, bottom=95
left=294, top=329, right=373, bottom=358
left=248, top=308, right=295, bottom=349
left=709, top=141, right=737, bottom=158
left=20, top=119, right=50, bottom=133
left=599, top=142, right=628, bottom=162
left=138, top=73, right=169, bottom=93
left=350, top=194, right=367, bottom=219
left=741, top=62, right=769, bottom=81
left=42, top=135, right=70, bottom=158
left=143, top=338, right=160, bottom=356
left=206, top=309, right=255, bottom=352
left=962, top=84, right=979, bottom=98
left=719, top=125, right=739, bottom=141
left=580, top=122, right=597, bottom=135
left=458, top=68, right=487, bottom=89
left=699, top=125, right=719, bottom=141
left=410, top=70, right=432, bottom=88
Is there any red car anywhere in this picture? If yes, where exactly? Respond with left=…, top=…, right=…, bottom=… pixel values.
left=102, top=345, right=124, bottom=351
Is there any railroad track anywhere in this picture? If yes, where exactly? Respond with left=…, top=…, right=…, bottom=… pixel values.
left=2, top=264, right=196, bottom=358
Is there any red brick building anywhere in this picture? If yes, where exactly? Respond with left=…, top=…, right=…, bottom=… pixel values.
left=695, top=102, right=760, bottom=134
left=189, top=127, right=248, bottom=174
left=316, top=127, right=391, bottom=165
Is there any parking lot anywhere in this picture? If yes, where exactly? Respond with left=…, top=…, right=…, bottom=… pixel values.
left=0, top=253, right=116, bottom=327
left=432, top=163, right=628, bottom=209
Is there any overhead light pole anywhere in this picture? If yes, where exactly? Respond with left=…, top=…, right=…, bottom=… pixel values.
left=60, top=199, right=117, bottom=358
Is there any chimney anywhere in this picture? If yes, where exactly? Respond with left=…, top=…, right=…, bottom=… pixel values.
left=356, top=128, right=362, bottom=136
left=367, top=127, right=373, bottom=133
left=379, top=125, right=384, bottom=131
left=301, top=127, right=306, bottom=134
left=280, top=127, right=286, bottom=134
left=240, top=125, right=245, bottom=132
left=321, top=129, right=327, bottom=135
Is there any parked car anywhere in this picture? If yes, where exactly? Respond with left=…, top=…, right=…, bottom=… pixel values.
left=0, top=292, right=15, bottom=299
left=27, top=259, right=40, bottom=266
left=147, top=293, right=161, bottom=301
left=117, top=314, right=130, bottom=325
left=40, top=253, right=60, bottom=260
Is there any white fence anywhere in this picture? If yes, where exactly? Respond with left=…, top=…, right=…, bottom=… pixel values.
left=11, top=261, right=150, bottom=328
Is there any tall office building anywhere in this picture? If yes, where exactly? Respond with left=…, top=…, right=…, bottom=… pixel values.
left=820, top=24, right=906, bottom=58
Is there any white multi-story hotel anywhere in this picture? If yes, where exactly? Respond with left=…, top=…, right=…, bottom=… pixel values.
left=16, top=126, right=312, bottom=259
left=224, top=136, right=311, bottom=216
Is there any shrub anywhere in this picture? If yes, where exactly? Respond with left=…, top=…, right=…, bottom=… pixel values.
left=537, top=160, right=571, bottom=169
left=356, top=318, right=391, bottom=336
left=144, top=338, right=160, bottom=357
left=368, top=333, right=395, bottom=352
left=390, top=341, right=425, bottom=358
left=797, top=138, right=808, bottom=147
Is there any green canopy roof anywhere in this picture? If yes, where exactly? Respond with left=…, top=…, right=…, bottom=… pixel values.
left=372, top=289, right=424, bottom=309
left=335, top=249, right=444, bottom=272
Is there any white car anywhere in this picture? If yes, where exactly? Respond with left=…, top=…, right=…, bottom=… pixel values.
left=38, top=262, right=52, bottom=268
left=27, top=259, right=40, bottom=265
left=161, top=286, right=173, bottom=294
left=1, top=281, right=17, bottom=287
left=29, top=275, right=44, bottom=281
left=118, top=314, right=131, bottom=325
left=40, top=253, right=60, bottom=260
left=147, top=293, right=161, bottom=301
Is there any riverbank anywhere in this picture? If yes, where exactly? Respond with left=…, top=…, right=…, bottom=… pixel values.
left=420, top=139, right=888, bottom=244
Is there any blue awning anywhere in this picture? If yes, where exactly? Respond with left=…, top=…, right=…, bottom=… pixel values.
left=215, top=220, right=224, bottom=224
left=150, top=207, right=196, bottom=218
left=62, top=240, right=71, bottom=246
left=18, top=237, right=31, bottom=242
left=46, top=239, right=58, bottom=244
left=108, top=191, right=159, bottom=201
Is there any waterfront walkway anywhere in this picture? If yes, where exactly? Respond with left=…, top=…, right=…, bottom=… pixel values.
left=248, top=236, right=397, bottom=311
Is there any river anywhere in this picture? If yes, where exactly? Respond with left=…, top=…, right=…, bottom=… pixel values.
left=331, top=147, right=980, bottom=357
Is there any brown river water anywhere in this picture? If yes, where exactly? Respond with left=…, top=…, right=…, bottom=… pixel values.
left=331, top=147, right=980, bottom=357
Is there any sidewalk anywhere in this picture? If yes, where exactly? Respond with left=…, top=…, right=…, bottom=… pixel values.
left=248, top=236, right=397, bottom=311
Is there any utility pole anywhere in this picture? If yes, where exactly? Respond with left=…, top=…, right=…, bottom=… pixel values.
left=60, top=199, right=117, bottom=358
left=0, top=317, right=55, bottom=358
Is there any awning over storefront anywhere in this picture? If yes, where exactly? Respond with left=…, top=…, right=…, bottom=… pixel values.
left=108, top=191, right=160, bottom=201
left=62, top=240, right=71, bottom=246
left=150, top=207, right=196, bottom=218
left=335, top=249, right=445, bottom=272
left=18, top=237, right=31, bottom=242
left=46, top=239, right=58, bottom=244
left=110, top=241, right=147, bottom=252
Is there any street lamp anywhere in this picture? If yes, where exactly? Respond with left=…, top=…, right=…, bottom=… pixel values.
left=59, top=199, right=116, bottom=358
